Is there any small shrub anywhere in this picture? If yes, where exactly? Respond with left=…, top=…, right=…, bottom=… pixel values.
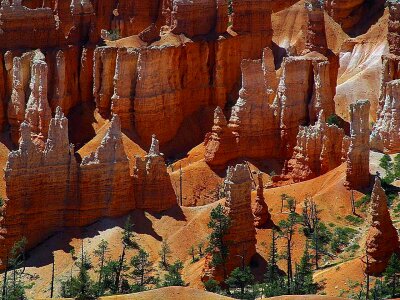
left=355, top=194, right=370, bottom=208
left=344, top=215, right=364, bottom=226
left=327, top=114, right=341, bottom=127
left=204, top=279, right=220, bottom=292
left=330, top=227, right=357, bottom=253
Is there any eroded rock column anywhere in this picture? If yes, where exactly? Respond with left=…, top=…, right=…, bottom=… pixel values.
left=364, top=178, right=400, bottom=275
left=345, top=100, right=370, bottom=190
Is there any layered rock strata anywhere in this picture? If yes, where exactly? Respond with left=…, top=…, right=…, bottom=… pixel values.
left=364, top=178, right=400, bottom=275
left=205, top=55, right=335, bottom=166
left=252, top=172, right=270, bottom=228
left=370, top=80, right=400, bottom=153
left=2, top=108, right=77, bottom=264
left=24, top=59, right=52, bottom=144
left=134, top=135, right=177, bottom=212
left=134, top=42, right=211, bottom=145
left=93, top=47, right=118, bottom=118
left=287, top=112, right=346, bottom=182
left=231, top=0, right=272, bottom=37
left=345, top=100, right=370, bottom=190
left=111, top=48, right=139, bottom=131
left=78, top=115, right=133, bottom=226
left=166, top=0, right=217, bottom=37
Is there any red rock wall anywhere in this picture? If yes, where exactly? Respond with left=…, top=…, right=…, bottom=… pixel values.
left=134, top=42, right=211, bottom=146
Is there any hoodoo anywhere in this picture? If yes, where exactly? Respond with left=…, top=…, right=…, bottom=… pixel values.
left=364, top=178, right=400, bottom=275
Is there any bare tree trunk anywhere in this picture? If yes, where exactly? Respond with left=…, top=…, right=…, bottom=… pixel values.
left=50, top=258, right=55, bottom=298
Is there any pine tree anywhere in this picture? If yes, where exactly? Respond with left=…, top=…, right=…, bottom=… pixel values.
left=60, top=251, right=96, bottom=299
left=226, top=266, right=254, bottom=297
left=130, top=248, right=154, bottom=292
left=188, top=245, right=196, bottom=263
left=293, top=241, right=317, bottom=295
left=115, top=216, right=137, bottom=293
left=206, top=204, right=231, bottom=280
left=163, top=260, right=185, bottom=287
left=382, top=253, right=400, bottom=298
left=2, top=237, right=28, bottom=300
left=158, top=239, right=172, bottom=269
left=265, top=228, right=280, bottom=283
left=93, top=239, right=109, bottom=296
left=278, top=196, right=300, bottom=294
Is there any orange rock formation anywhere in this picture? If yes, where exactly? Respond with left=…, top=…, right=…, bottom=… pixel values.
left=287, top=112, right=346, bottom=182
left=202, top=164, right=257, bottom=282
left=364, top=177, right=400, bottom=275
left=345, top=100, right=370, bottom=190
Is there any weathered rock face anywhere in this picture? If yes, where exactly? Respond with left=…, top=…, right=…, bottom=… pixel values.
left=205, top=55, right=335, bottom=166
left=0, top=3, right=58, bottom=49
left=111, top=48, right=139, bottom=131
left=252, top=172, right=270, bottom=228
left=134, top=135, right=177, bottom=212
left=371, top=80, right=400, bottom=153
left=224, top=164, right=256, bottom=273
left=47, top=47, right=81, bottom=115
left=113, top=0, right=161, bottom=37
left=388, top=1, right=400, bottom=56
left=24, top=59, right=52, bottom=144
left=166, top=0, right=217, bottom=37
left=231, top=0, right=272, bottom=36
left=2, top=108, right=76, bottom=264
left=287, top=112, right=346, bottom=182
left=364, top=178, right=400, bottom=275
left=204, top=106, right=237, bottom=166
left=8, top=56, right=26, bottom=144
left=324, top=0, right=365, bottom=32
left=345, top=100, right=370, bottom=190
left=93, top=47, right=118, bottom=118
left=1, top=48, right=92, bottom=145
left=78, top=115, right=133, bottom=226
left=134, top=42, right=211, bottom=146
left=304, top=0, right=328, bottom=56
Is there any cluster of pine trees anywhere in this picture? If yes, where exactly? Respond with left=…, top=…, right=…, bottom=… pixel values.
left=0, top=217, right=185, bottom=299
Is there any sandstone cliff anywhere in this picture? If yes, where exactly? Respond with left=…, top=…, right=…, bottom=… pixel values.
left=24, top=59, right=52, bottom=144
left=364, top=177, right=400, bottom=275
